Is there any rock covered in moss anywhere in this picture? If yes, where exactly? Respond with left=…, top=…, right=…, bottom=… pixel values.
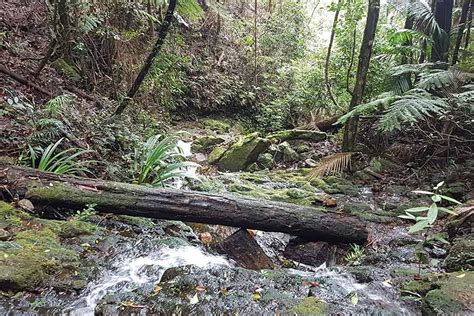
left=289, top=297, right=330, bottom=315
left=208, top=146, right=227, bottom=164
left=192, top=136, right=226, bottom=152
left=257, top=152, right=274, bottom=169
left=218, top=134, right=271, bottom=171
left=279, top=142, right=299, bottom=162
left=445, top=238, right=474, bottom=272
left=267, top=129, right=327, bottom=143
left=201, top=119, right=231, bottom=132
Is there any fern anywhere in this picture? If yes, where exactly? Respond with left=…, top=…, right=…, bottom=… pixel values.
left=408, top=1, right=441, bottom=36
left=337, top=93, right=396, bottom=124
left=309, top=152, right=353, bottom=178
left=416, top=69, right=470, bottom=92
left=379, top=90, right=448, bottom=132
left=44, top=95, right=72, bottom=116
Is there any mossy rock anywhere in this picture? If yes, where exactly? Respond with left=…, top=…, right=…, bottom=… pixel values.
left=289, top=297, right=330, bottom=315
left=35, top=218, right=96, bottom=238
left=280, top=142, right=299, bottom=162
left=402, top=272, right=474, bottom=315
left=444, top=238, right=474, bottom=272
left=257, top=152, right=274, bottom=169
left=192, top=136, right=225, bottom=152
left=267, top=130, right=327, bottom=143
left=218, top=134, right=271, bottom=172
left=312, top=176, right=358, bottom=196
left=208, top=146, right=227, bottom=164
left=0, top=201, right=32, bottom=228
left=52, top=58, right=81, bottom=82
left=0, top=228, right=80, bottom=291
left=201, top=119, right=231, bottom=133
left=369, top=157, right=402, bottom=173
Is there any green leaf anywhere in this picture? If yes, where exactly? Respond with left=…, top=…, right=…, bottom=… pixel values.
left=409, top=220, right=429, bottom=234
left=431, top=195, right=441, bottom=202
left=405, top=206, right=429, bottom=213
left=427, top=203, right=438, bottom=224
left=438, top=207, right=457, bottom=215
left=351, top=293, right=358, bottom=306
left=438, top=195, right=462, bottom=205
left=433, top=181, right=444, bottom=190
left=398, top=214, right=416, bottom=220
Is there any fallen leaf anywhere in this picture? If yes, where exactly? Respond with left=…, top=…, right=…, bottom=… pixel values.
left=382, top=279, right=392, bottom=287
left=252, top=293, right=261, bottom=300
left=351, top=293, right=358, bottom=306
left=18, top=199, right=34, bottom=212
left=323, top=198, right=337, bottom=207
left=456, top=273, right=466, bottom=278
left=189, top=293, right=199, bottom=305
left=303, top=281, right=320, bottom=288
left=154, top=284, right=162, bottom=294
left=195, top=285, right=206, bottom=292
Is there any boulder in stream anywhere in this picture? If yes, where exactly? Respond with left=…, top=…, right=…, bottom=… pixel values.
left=218, top=133, right=271, bottom=171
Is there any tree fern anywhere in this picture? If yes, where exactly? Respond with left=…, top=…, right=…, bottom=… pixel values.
left=337, top=93, right=396, bottom=124
left=408, top=1, right=441, bottom=36
left=416, top=69, right=471, bottom=92
left=379, top=90, right=448, bottom=132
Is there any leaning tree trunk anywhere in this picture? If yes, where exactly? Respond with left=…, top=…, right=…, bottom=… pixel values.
left=0, top=164, right=368, bottom=244
left=114, top=0, right=177, bottom=116
left=431, top=0, right=453, bottom=63
left=452, top=0, right=472, bottom=64
left=464, top=5, right=473, bottom=48
left=342, top=0, right=380, bottom=152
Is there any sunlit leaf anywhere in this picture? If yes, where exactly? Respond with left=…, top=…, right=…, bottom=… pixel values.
left=409, top=220, right=429, bottom=234
left=427, top=203, right=438, bottom=224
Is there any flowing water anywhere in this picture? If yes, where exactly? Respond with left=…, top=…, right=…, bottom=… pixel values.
left=67, top=246, right=230, bottom=315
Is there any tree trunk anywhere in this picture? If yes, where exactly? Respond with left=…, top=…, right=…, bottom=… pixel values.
left=342, top=0, right=380, bottom=152
left=0, top=164, right=368, bottom=244
left=431, top=0, right=453, bottom=63
left=452, top=0, right=471, bottom=65
left=324, top=0, right=342, bottom=108
left=401, top=0, right=414, bottom=65
left=464, top=5, right=472, bottom=48
left=114, top=0, right=177, bottom=116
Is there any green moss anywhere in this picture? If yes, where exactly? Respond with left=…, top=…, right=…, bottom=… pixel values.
left=445, top=238, right=474, bottom=272
left=218, top=134, right=271, bottom=171
left=208, top=146, right=227, bottom=164
left=267, top=130, right=327, bottom=142
left=192, top=136, right=225, bottom=152
left=403, top=272, right=474, bottom=315
left=27, top=183, right=138, bottom=209
left=0, top=201, right=31, bottom=228
left=36, top=219, right=96, bottom=238
left=0, top=228, right=79, bottom=291
left=52, top=58, right=81, bottom=82
left=290, top=297, right=330, bottom=315
left=201, top=119, right=231, bottom=132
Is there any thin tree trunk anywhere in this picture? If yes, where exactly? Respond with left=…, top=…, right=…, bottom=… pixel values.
left=452, top=0, right=471, bottom=64
left=325, top=0, right=342, bottom=108
left=464, top=2, right=473, bottom=48
left=342, top=0, right=380, bottom=152
left=114, top=0, right=177, bottom=116
left=253, top=0, right=258, bottom=86
left=431, top=0, right=453, bottom=63
left=346, top=28, right=357, bottom=96
left=401, top=0, right=414, bottom=64
left=0, top=164, right=369, bottom=244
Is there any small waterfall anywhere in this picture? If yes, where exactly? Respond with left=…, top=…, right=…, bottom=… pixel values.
left=67, top=246, right=229, bottom=315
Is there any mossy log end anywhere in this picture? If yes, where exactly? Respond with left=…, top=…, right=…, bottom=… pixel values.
left=0, top=164, right=368, bottom=244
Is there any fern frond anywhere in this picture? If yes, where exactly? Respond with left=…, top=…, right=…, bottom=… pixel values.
left=309, top=152, right=353, bottom=178
left=416, top=69, right=470, bottom=92
left=379, top=90, right=448, bottom=132
left=337, top=93, right=396, bottom=124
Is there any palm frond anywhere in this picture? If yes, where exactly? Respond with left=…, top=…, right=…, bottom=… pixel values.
left=337, top=93, right=396, bottom=124
left=408, top=1, right=441, bottom=36
left=309, top=152, right=353, bottom=178
left=416, top=69, right=471, bottom=93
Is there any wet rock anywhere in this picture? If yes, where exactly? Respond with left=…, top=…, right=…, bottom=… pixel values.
left=218, top=133, right=271, bottom=171
left=445, top=238, right=474, bottom=272
left=201, top=118, right=231, bottom=133
left=369, top=157, right=403, bottom=174
left=215, top=229, right=274, bottom=270
left=283, top=238, right=336, bottom=267
left=267, top=129, right=327, bottom=142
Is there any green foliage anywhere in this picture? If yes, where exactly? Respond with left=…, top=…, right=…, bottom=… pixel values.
left=344, top=244, right=365, bottom=266
left=26, top=138, right=94, bottom=175
left=131, top=134, right=199, bottom=187
left=73, top=203, right=97, bottom=221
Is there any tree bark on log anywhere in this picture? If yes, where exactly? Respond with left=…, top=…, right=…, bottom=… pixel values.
left=0, top=164, right=368, bottom=244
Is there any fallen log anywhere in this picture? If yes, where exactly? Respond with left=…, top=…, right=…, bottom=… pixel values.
left=0, top=164, right=368, bottom=244
left=0, top=65, right=53, bottom=97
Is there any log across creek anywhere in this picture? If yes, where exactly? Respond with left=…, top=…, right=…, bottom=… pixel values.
left=0, top=163, right=369, bottom=244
